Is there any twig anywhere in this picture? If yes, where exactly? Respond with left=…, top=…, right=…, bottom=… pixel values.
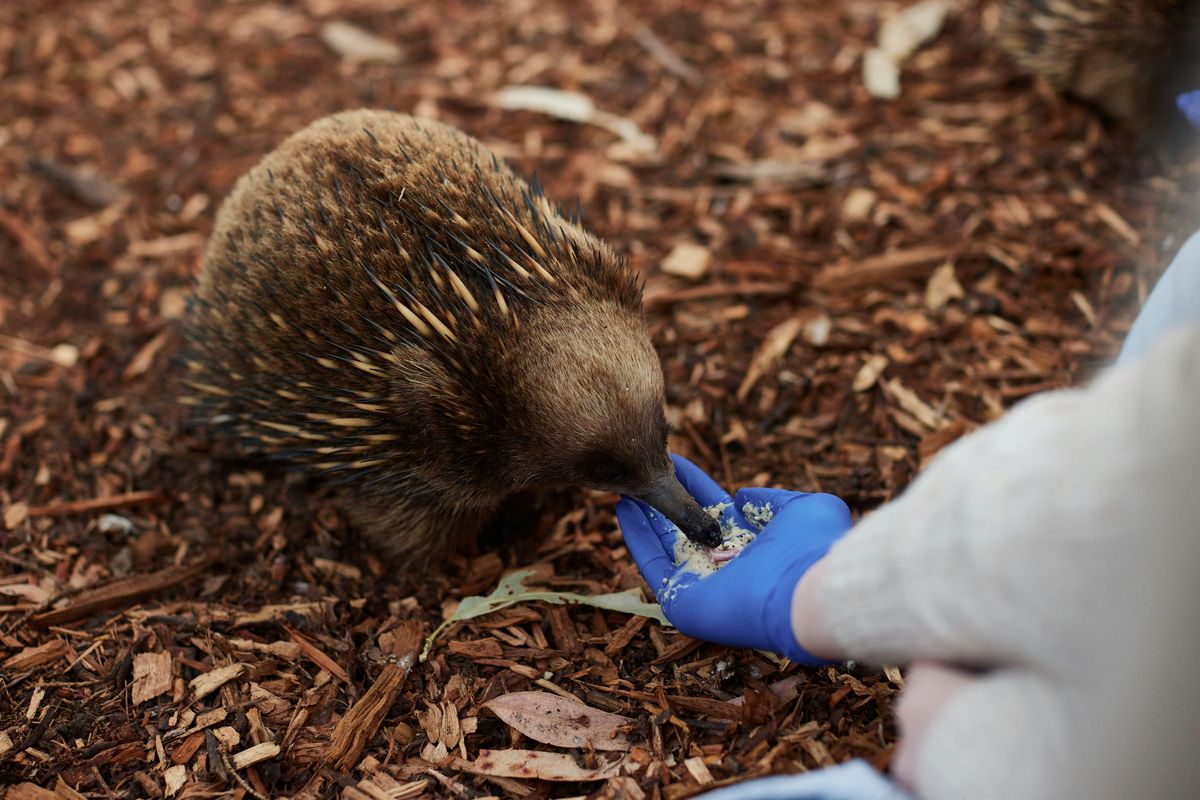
left=812, top=246, right=950, bottom=291
left=27, top=490, right=167, bottom=518
left=644, top=281, right=794, bottom=308
left=29, top=559, right=214, bottom=628
left=325, top=622, right=422, bottom=771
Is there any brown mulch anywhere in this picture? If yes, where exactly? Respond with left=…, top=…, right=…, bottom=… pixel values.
left=2, top=0, right=1198, bottom=797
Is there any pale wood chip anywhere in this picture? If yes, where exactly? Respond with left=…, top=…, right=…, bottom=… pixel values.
left=226, top=637, right=302, bottom=660
left=736, top=316, right=804, bottom=401
left=230, top=741, right=280, bottom=769
left=163, top=764, right=188, bottom=796
left=661, top=242, right=711, bottom=280
left=3, top=639, right=67, bottom=671
left=683, top=756, right=715, bottom=785
left=189, top=662, right=248, bottom=700
left=131, top=651, right=173, bottom=704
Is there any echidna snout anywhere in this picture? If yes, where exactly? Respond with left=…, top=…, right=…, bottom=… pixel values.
left=183, top=109, right=722, bottom=563
left=500, top=304, right=722, bottom=548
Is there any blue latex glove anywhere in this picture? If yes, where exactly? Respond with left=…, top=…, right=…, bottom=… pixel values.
left=1177, top=90, right=1200, bottom=130
left=617, top=455, right=853, bottom=663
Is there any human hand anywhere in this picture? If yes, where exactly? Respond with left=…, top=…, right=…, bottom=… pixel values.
left=616, top=455, right=852, bottom=663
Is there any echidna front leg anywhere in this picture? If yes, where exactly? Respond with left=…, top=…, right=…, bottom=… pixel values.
left=343, top=489, right=494, bottom=566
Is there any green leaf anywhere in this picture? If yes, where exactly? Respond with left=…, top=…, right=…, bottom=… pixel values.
left=421, top=569, right=669, bottom=661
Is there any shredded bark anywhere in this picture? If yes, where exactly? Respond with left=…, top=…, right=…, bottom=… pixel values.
left=2, top=0, right=1197, bottom=797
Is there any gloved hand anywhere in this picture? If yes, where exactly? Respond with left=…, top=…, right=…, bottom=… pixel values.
left=1178, top=90, right=1200, bottom=129
left=616, top=455, right=853, bottom=663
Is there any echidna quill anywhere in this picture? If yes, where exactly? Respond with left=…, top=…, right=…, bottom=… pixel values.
left=183, top=109, right=722, bottom=562
left=995, top=0, right=1200, bottom=137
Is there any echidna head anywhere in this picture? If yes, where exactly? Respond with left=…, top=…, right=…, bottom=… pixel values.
left=496, top=301, right=723, bottom=547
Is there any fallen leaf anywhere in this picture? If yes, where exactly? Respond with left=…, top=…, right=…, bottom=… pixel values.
left=852, top=354, right=889, bottom=392
left=925, top=261, right=963, bottom=311
left=422, top=569, right=667, bottom=660
left=882, top=378, right=945, bottom=430
left=661, top=242, right=711, bottom=280
left=736, top=316, right=804, bottom=401
left=320, top=20, right=403, bottom=63
left=457, top=749, right=630, bottom=781
left=123, top=329, right=171, bottom=381
left=484, top=691, right=634, bottom=752
left=495, top=86, right=656, bottom=154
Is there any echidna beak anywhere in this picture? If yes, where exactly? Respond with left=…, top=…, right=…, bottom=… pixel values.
left=636, top=474, right=724, bottom=548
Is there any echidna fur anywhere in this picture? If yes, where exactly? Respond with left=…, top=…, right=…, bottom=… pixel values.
left=996, top=0, right=1200, bottom=136
left=183, top=109, right=721, bottom=562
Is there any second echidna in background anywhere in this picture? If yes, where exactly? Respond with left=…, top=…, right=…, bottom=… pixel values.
left=183, top=109, right=723, bottom=562
left=995, top=0, right=1200, bottom=139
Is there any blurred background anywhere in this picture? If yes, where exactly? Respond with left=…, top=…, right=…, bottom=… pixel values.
left=1, top=0, right=1197, bottom=797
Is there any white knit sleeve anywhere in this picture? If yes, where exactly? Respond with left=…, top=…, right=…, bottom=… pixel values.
left=817, top=323, right=1200, bottom=671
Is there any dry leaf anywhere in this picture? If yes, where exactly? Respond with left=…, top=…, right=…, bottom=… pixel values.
left=123, top=330, right=171, bottom=381
left=882, top=378, right=945, bottom=430
left=736, top=316, right=804, bottom=401
left=494, top=86, right=656, bottom=154
left=852, top=354, right=889, bottom=392
left=320, top=21, right=403, bottom=63
left=458, top=748, right=630, bottom=781
left=661, top=242, right=711, bottom=280
left=925, top=261, right=963, bottom=311
left=484, top=691, right=634, bottom=752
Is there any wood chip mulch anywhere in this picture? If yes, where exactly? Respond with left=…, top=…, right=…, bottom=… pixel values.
left=2, top=1, right=1197, bottom=798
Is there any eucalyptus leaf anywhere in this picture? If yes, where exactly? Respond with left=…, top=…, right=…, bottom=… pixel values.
left=421, top=569, right=669, bottom=661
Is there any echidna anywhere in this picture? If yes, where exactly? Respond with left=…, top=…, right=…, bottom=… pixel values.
left=995, top=0, right=1200, bottom=135
left=183, top=109, right=722, bottom=562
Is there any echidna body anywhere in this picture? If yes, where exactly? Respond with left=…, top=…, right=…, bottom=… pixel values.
left=996, top=0, right=1200, bottom=135
left=184, top=109, right=721, bottom=561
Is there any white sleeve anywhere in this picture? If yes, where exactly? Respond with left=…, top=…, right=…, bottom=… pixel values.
left=817, top=322, right=1200, bottom=671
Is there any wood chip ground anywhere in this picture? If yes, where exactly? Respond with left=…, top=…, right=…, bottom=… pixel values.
left=2, top=0, right=1197, bottom=797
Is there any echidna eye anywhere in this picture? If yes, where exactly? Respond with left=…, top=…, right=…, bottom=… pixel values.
left=583, top=453, right=629, bottom=486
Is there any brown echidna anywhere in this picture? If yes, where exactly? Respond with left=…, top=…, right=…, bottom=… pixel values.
left=995, top=0, right=1200, bottom=136
left=183, top=109, right=722, bottom=562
